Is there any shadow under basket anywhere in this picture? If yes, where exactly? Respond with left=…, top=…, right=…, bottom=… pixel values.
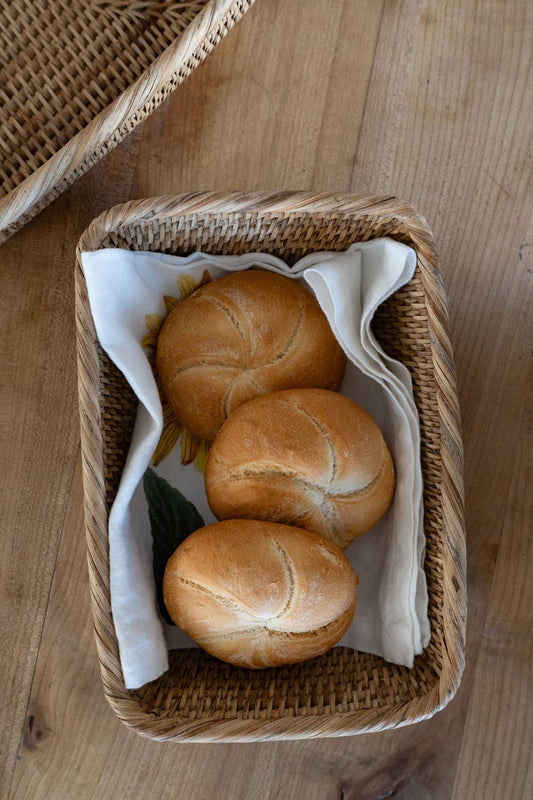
left=75, top=191, right=466, bottom=741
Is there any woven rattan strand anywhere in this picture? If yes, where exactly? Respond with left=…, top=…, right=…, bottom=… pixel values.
left=0, top=0, right=255, bottom=244
left=75, top=191, right=466, bottom=741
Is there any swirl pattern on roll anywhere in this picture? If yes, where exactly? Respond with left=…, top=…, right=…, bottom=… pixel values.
left=205, top=389, right=395, bottom=549
left=163, top=519, right=358, bottom=668
left=156, top=270, right=346, bottom=441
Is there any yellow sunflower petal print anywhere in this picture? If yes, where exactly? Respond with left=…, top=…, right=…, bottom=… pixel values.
left=142, top=268, right=212, bottom=471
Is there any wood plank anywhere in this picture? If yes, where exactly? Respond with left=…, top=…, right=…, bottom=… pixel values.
left=1, top=220, right=80, bottom=793
left=132, top=0, right=384, bottom=195
left=452, top=390, right=533, bottom=800
left=0, top=127, right=144, bottom=798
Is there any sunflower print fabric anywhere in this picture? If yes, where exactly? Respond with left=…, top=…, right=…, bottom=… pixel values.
left=141, top=269, right=212, bottom=471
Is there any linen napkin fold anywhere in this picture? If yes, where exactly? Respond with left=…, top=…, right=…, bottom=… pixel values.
left=81, top=240, right=430, bottom=690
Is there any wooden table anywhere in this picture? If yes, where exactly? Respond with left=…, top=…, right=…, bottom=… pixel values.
left=2, top=1, right=532, bottom=797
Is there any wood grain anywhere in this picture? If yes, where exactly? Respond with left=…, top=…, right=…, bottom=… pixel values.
left=2, top=0, right=532, bottom=797
left=0, top=128, right=144, bottom=797
left=132, top=0, right=385, bottom=194
left=452, top=387, right=533, bottom=800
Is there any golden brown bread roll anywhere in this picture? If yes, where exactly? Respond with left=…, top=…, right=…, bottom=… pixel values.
left=205, top=388, right=395, bottom=549
left=156, top=269, right=346, bottom=441
left=163, top=519, right=358, bottom=668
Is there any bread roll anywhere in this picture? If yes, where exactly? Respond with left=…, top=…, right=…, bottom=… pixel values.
left=205, top=388, right=395, bottom=549
left=163, top=519, right=358, bottom=668
left=156, top=269, right=346, bottom=441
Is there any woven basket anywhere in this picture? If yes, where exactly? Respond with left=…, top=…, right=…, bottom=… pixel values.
left=0, top=0, right=255, bottom=244
left=75, top=191, right=466, bottom=741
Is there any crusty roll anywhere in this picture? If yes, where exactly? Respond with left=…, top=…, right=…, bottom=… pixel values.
left=163, top=519, right=358, bottom=668
left=205, top=388, right=395, bottom=549
left=155, top=269, right=346, bottom=441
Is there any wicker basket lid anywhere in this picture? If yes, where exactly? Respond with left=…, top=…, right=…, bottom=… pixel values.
left=0, top=0, right=255, bottom=244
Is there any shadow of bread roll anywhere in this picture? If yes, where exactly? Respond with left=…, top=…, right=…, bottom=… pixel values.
left=163, top=519, right=358, bottom=668
left=156, top=270, right=346, bottom=441
left=205, top=389, right=395, bottom=549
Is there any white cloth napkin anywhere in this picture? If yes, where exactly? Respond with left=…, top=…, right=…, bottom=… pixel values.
left=81, top=240, right=430, bottom=689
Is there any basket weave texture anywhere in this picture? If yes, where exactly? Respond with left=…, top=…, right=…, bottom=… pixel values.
left=0, top=0, right=255, bottom=244
left=75, top=191, right=466, bottom=741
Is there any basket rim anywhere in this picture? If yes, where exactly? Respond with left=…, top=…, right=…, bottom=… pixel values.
left=0, top=0, right=255, bottom=245
left=75, top=190, right=466, bottom=741
left=104, top=677, right=451, bottom=742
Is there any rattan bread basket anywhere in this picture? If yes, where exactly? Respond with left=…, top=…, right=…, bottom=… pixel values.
left=75, top=191, right=466, bottom=741
left=0, top=0, right=255, bottom=244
